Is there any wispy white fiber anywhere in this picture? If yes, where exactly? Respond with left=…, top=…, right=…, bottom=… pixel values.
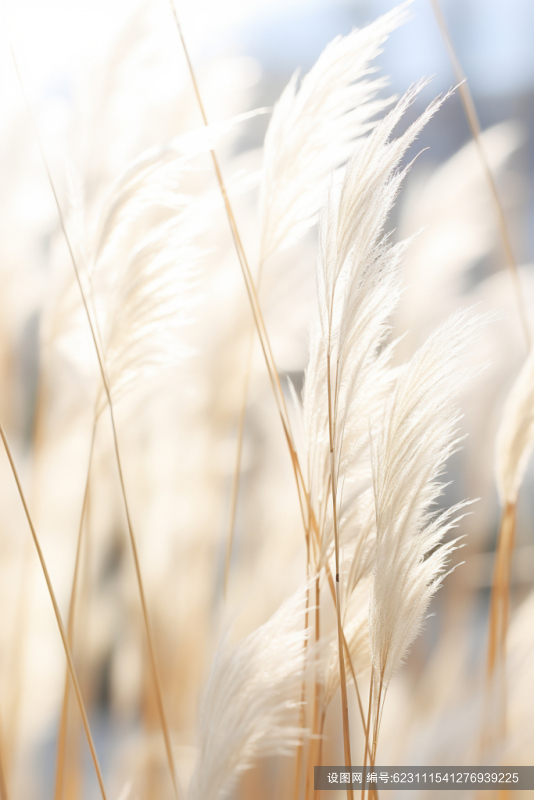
left=95, top=208, right=202, bottom=407
left=188, top=589, right=311, bottom=800
left=94, top=109, right=264, bottom=269
left=89, top=116, right=262, bottom=408
left=369, top=309, right=486, bottom=711
left=323, top=579, right=371, bottom=707
left=259, top=3, right=411, bottom=265
left=303, top=81, right=446, bottom=570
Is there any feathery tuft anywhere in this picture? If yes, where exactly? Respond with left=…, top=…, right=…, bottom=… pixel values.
left=188, top=589, right=311, bottom=800
left=303, top=80, right=446, bottom=571
left=369, top=309, right=486, bottom=715
left=259, top=3, right=411, bottom=265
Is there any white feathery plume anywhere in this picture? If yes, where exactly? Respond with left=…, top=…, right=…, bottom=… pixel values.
left=319, top=492, right=374, bottom=709
left=258, top=3, right=411, bottom=266
left=93, top=109, right=263, bottom=270
left=495, top=348, right=534, bottom=505
left=91, top=190, right=202, bottom=408
left=319, top=495, right=375, bottom=709
left=94, top=207, right=202, bottom=408
left=89, top=115, right=262, bottom=408
left=225, top=6, right=409, bottom=604
left=343, top=488, right=377, bottom=596
left=39, top=166, right=95, bottom=378
left=188, top=588, right=311, bottom=800
left=323, top=579, right=372, bottom=708
left=298, top=83, right=448, bottom=768
left=369, top=309, right=486, bottom=731
left=316, top=81, right=445, bottom=336
left=303, top=232, right=400, bottom=572
left=37, top=115, right=260, bottom=411
left=303, top=81, right=446, bottom=570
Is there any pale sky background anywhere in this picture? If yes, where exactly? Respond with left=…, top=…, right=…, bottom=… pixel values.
left=1, top=0, right=533, bottom=246
left=2, top=0, right=534, bottom=113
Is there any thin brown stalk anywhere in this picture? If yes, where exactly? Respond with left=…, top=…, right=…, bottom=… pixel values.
left=313, top=571, right=322, bottom=718
left=322, top=562, right=370, bottom=747
left=486, top=501, right=516, bottom=744
left=365, top=670, right=386, bottom=800
left=30, top=332, right=49, bottom=462
left=315, top=701, right=375, bottom=800
left=300, top=560, right=372, bottom=774
left=361, top=676, right=373, bottom=800
left=11, top=52, right=182, bottom=800
left=317, top=708, right=327, bottom=800
left=368, top=674, right=387, bottom=800
left=168, top=16, right=364, bottom=793
left=110, top=402, right=182, bottom=798
left=62, top=704, right=82, bottom=800
left=0, top=422, right=108, bottom=800
left=304, top=575, right=322, bottom=800
left=166, top=40, right=341, bottom=762
left=167, top=3, right=309, bottom=513
left=223, top=330, right=254, bottom=598
left=370, top=662, right=389, bottom=773
left=371, top=680, right=383, bottom=766
left=292, top=663, right=308, bottom=800
left=429, top=0, right=531, bottom=350
left=223, top=232, right=270, bottom=597
left=487, top=502, right=517, bottom=676
left=343, top=638, right=371, bottom=765
left=326, top=351, right=353, bottom=799
left=6, top=347, right=50, bottom=769
left=299, top=521, right=371, bottom=799
left=293, top=554, right=311, bottom=800
left=54, top=416, right=98, bottom=800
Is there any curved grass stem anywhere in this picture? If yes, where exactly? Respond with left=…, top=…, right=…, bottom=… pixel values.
left=485, top=501, right=516, bottom=746
left=54, top=416, right=98, bottom=800
left=11, top=50, right=182, bottom=800
left=0, top=422, right=108, bottom=800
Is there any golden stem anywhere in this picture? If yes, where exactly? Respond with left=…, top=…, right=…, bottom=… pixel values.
left=293, top=562, right=311, bottom=800
left=305, top=574, right=322, bottom=800
left=326, top=351, right=353, bottom=799
left=0, top=422, right=108, bottom=800
left=54, top=417, right=98, bottom=800
left=11, top=52, right=182, bottom=800
left=223, top=329, right=254, bottom=598
left=486, top=501, right=516, bottom=741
